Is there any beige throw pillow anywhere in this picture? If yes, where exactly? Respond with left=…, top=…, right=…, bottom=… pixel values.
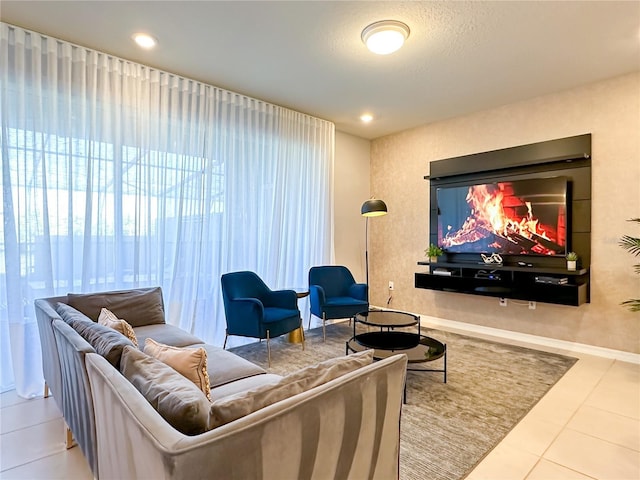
left=98, top=308, right=138, bottom=348
left=210, top=349, right=374, bottom=428
left=144, top=338, right=212, bottom=402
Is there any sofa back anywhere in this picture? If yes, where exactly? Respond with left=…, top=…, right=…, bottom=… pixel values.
left=86, top=351, right=408, bottom=480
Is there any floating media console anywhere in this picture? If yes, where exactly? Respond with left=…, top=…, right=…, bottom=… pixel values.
left=415, top=262, right=589, bottom=306
left=417, top=134, right=591, bottom=307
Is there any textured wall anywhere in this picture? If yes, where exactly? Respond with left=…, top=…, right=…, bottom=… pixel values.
left=369, top=72, right=640, bottom=353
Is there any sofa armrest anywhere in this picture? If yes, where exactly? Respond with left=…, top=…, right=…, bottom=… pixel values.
left=34, top=298, right=66, bottom=409
left=86, top=352, right=407, bottom=480
left=52, top=319, right=98, bottom=476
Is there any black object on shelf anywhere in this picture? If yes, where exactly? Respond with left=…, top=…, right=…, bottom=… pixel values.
left=415, top=262, right=589, bottom=306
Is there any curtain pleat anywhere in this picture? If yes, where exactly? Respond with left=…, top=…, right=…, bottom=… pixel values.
left=0, top=22, right=334, bottom=397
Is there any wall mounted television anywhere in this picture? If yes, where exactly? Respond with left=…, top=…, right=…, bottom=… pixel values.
left=437, top=176, right=568, bottom=256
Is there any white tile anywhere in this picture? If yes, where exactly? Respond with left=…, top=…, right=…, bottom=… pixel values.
left=0, top=390, right=32, bottom=409
left=527, top=387, right=586, bottom=427
left=502, top=415, right=565, bottom=456
left=526, top=458, right=594, bottom=480
left=0, top=396, right=61, bottom=434
left=0, top=418, right=68, bottom=471
left=0, top=447, right=92, bottom=479
left=585, top=360, right=640, bottom=420
left=568, top=404, right=640, bottom=452
left=465, top=442, right=539, bottom=480
left=544, top=429, right=640, bottom=480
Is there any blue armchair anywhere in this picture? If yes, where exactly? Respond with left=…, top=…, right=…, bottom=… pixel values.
left=308, top=266, right=369, bottom=341
left=221, top=271, right=303, bottom=366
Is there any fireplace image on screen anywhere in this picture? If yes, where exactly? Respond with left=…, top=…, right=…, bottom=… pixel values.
left=437, top=177, right=567, bottom=256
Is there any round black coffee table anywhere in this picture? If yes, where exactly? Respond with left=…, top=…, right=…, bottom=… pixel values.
left=346, top=310, right=447, bottom=392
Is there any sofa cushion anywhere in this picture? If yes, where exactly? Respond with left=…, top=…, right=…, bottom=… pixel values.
left=133, top=323, right=203, bottom=348
left=98, top=308, right=138, bottom=347
left=210, top=373, right=282, bottom=402
left=197, top=344, right=267, bottom=388
left=56, top=303, right=134, bottom=369
left=67, top=287, right=165, bottom=327
left=210, top=349, right=374, bottom=427
left=120, top=346, right=213, bottom=436
left=144, top=338, right=212, bottom=402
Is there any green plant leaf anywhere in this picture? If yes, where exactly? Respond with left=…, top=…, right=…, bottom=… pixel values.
left=620, top=217, right=640, bottom=312
left=619, top=235, right=640, bottom=256
left=621, top=299, right=640, bottom=312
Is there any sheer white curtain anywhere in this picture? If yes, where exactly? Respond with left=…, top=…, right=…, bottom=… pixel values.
left=0, top=23, right=334, bottom=397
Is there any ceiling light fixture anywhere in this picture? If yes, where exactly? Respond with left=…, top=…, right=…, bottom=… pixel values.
left=361, top=20, right=410, bottom=55
left=360, top=113, right=374, bottom=123
left=132, top=33, right=158, bottom=49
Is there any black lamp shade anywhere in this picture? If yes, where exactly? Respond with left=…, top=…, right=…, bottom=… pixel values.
left=361, top=199, right=388, bottom=217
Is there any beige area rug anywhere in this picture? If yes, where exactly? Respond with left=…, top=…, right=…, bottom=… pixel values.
left=229, top=321, right=577, bottom=480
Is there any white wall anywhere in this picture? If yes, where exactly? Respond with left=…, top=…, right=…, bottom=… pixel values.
left=333, top=130, right=371, bottom=283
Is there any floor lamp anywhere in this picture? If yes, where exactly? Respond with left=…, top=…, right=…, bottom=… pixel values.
left=361, top=198, right=388, bottom=286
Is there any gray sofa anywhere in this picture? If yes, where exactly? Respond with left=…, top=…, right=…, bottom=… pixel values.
left=35, top=287, right=408, bottom=479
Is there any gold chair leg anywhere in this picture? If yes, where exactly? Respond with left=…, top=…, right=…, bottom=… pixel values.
left=266, top=330, right=271, bottom=367
left=44, top=382, right=49, bottom=398
left=65, top=425, right=74, bottom=449
left=300, top=319, right=306, bottom=351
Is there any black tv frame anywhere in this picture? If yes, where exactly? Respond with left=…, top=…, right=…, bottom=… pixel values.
left=426, top=134, right=591, bottom=270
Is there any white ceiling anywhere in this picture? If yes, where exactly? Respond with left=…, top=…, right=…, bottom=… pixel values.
left=2, top=1, right=639, bottom=139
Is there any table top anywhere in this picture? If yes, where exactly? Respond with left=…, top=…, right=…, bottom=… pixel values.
left=288, top=288, right=309, bottom=299
left=347, top=335, right=446, bottom=363
left=354, top=309, right=419, bottom=328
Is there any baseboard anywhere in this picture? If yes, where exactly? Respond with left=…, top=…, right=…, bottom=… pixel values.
left=370, top=305, right=640, bottom=364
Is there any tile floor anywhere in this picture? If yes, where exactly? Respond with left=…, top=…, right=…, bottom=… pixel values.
left=0, top=335, right=638, bottom=479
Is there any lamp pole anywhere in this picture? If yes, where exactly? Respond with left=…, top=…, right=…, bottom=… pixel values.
left=365, top=216, right=370, bottom=285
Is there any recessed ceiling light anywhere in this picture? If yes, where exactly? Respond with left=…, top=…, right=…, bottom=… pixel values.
left=360, top=114, right=374, bottom=123
left=361, top=20, right=410, bottom=55
left=132, top=33, right=158, bottom=49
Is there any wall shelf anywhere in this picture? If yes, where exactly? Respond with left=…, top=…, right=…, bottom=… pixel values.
left=415, top=262, right=589, bottom=306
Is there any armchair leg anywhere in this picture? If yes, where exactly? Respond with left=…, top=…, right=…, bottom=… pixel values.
left=223, top=332, right=228, bottom=349
left=322, top=312, right=326, bottom=342
left=266, top=330, right=271, bottom=368
left=44, top=382, right=49, bottom=398
left=299, top=319, right=305, bottom=351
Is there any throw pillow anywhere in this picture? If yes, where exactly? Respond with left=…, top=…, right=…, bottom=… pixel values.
left=210, top=349, right=374, bottom=427
left=67, top=287, right=165, bottom=327
left=144, top=338, right=212, bottom=402
left=56, top=303, right=134, bottom=369
left=120, top=346, right=213, bottom=436
left=98, top=308, right=138, bottom=347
